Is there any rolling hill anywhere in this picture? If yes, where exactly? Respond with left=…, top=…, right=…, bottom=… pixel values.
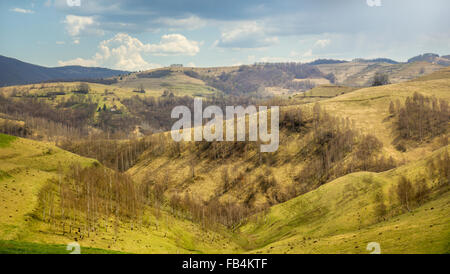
left=316, top=60, right=445, bottom=86
left=1, top=127, right=448, bottom=254
left=128, top=69, right=450, bottom=206
left=0, top=55, right=128, bottom=87
left=239, top=146, right=449, bottom=254
left=0, top=66, right=448, bottom=254
left=126, top=69, right=449, bottom=254
left=107, top=54, right=448, bottom=96
left=408, top=53, right=450, bottom=66
left=1, top=52, right=446, bottom=94
left=112, top=68, right=221, bottom=97
left=0, top=134, right=241, bottom=254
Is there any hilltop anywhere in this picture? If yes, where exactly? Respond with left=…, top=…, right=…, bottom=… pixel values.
left=108, top=57, right=446, bottom=99
left=316, top=61, right=444, bottom=86
left=1, top=52, right=447, bottom=90
left=0, top=55, right=128, bottom=87
left=408, top=53, right=450, bottom=66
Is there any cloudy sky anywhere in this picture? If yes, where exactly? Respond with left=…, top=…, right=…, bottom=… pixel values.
left=0, top=0, right=449, bottom=71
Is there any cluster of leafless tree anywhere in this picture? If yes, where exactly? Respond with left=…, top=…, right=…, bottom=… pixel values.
left=293, top=104, right=396, bottom=195
left=143, top=104, right=399, bottom=214
left=2, top=84, right=296, bottom=142
left=389, top=92, right=449, bottom=143
left=284, top=80, right=316, bottom=91
left=0, top=116, right=30, bottom=137
left=185, top=63, right=334, bottom=95
left=39, top=164, right=146, bottom=241
left=0, top=93, right=96, bottom=140
left=121, top=94, right=279, bottom=133
left=0, top=93, right=96, bottom=131
left=372, top=148, right=449, bottom=222
left=95, top=109, right=140, bottom=134
left=58, top=136, right=154, bottom=172
left=137, top=104, right=398, bottom=212
left=36, top=147, right=447, bottom=240
left=121, top=95, right=195, bottom=131
left=168, top=193, right=253, bottom=229
left=0, top=88, right=145, bottom=138
left=427, top=148, right=450, bottom=186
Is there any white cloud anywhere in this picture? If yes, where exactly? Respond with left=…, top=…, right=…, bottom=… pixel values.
left=156, top=16, right=206, bottom=31
left=10, top=8, right=35, bottom=14
left=289, top=49, right=316, bottom=63
left=144, top=34, right=200, bottom=56
left=64, top=15, right=97, bottom=36
left=66, top=0, right=81, bottom=7
left=216, top=22, right=278, bottom=49
left=58, top=33, right=200, bottom=71
left=366, top=0, right=382, bottom=7
left=59, top=57, right=99, bottom=67
left=303, top=49, right=313, bottom=57
left=258, top=56, right=290, bottom=63
left=314, top=39, right=331, bottom=48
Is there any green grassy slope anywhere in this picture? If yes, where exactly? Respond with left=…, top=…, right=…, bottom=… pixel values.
left=320, top=75, right=450, bottom=163
left=1, top=134, right=447, bottom=254
left=0, top=133, right=17, bottom=148
left=300, top=85, right=359, bottom=98
left=0, top=135, right=97, bottom=241
left=238, top=147, right=449, bottom=254
left=0, top=240, right=123, bottom=254
left=113, top=70, right=221, bottom=97
left=0, top=134, right=242, bottom=254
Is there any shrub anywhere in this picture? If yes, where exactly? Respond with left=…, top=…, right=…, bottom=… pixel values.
left=372, top=72, right=390, bottom=86
left=395, top=176, right=414, bottom=212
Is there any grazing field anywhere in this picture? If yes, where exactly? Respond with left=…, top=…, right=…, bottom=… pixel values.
left=301, top=85, right=359, bottom=98
left=0, top=240, right=123, bottom=254
left=321, top=76, right=450, bottom=162
left=113, top=70, right=221, bottom=97
left=0, top=135, right=242, bottom=254
left=239, top=147, right=450, bottom=254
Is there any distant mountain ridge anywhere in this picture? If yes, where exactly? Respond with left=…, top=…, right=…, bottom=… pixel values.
left=0, top=55, right=129, bottom=87
left=1, top=53, right=449, bottom=88
left=352, top=58, right=399, bottom=64
left=307, top=59, right=348, bottom=65
left=308, top=53, right=450, bottom=66
left=407, top=53, right=450, bottom=66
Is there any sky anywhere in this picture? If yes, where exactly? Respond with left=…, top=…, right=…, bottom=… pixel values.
left=0, top=0, right=449, bottom=71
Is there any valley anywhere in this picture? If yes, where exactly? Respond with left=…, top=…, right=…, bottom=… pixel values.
left=0, top=61, right=448, bottom=254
